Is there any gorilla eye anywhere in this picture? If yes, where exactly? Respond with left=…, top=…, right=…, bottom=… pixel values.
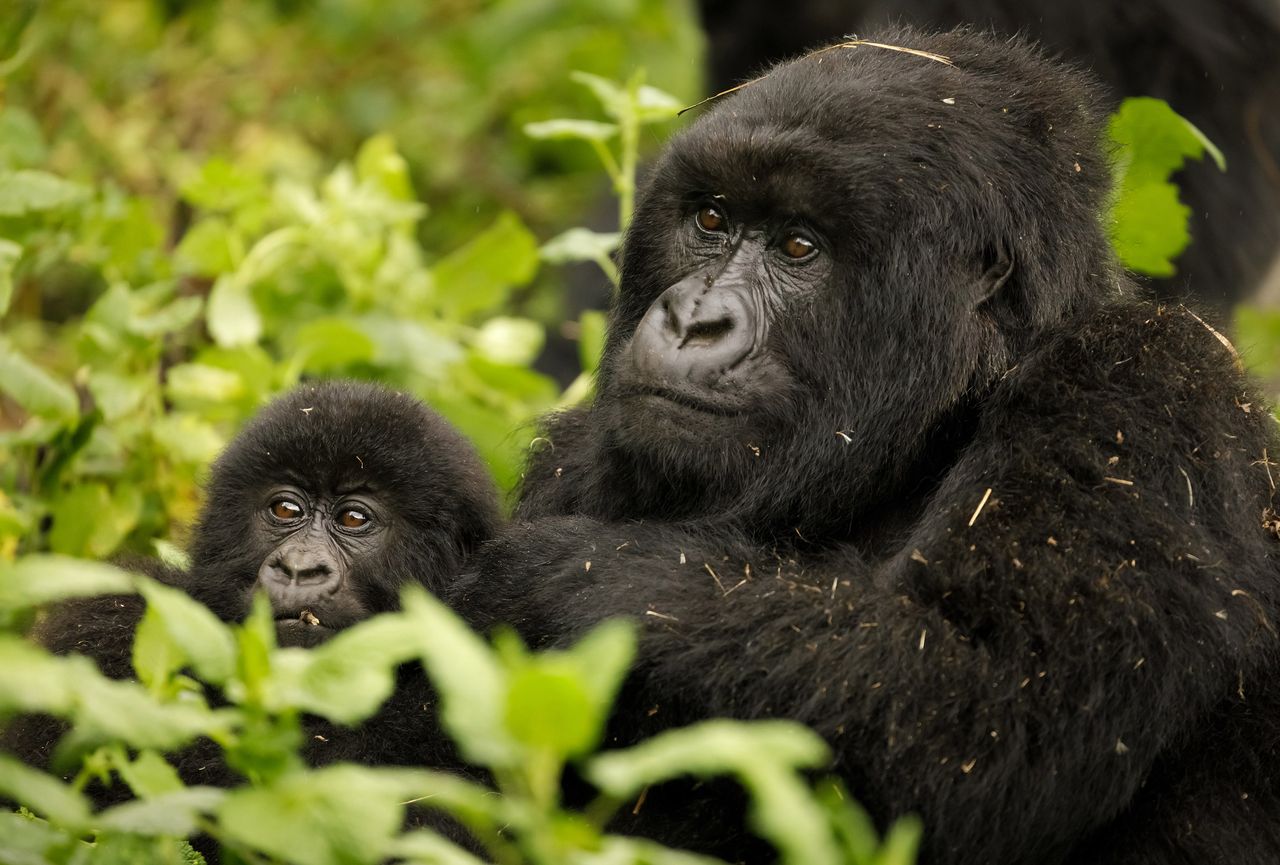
left=269, top=498, right=303, bottom=521
left=695, top=205, right=726, bottom=233
left=780, top=233, right=817, bottom=260
left=337, top=508, right=370, bottom=530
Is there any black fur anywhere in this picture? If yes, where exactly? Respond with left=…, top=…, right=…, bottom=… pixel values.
left=5, top=381, right=498, bottom=803
left=449, top=30, right=1280, bottom=865
left=699, top=0, right=1280, bottom=309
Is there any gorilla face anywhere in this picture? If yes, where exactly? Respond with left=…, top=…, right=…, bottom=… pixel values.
left=611, top=194, right=828, bottom=446
left=593, top=34, right=1116, bottom=529
left=254, top=481, right=392, bottom=639
left=188, top=381, right=499, bottom=645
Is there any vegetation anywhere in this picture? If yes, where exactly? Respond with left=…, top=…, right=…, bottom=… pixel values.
left=1, top=3, right=1277, bottom=863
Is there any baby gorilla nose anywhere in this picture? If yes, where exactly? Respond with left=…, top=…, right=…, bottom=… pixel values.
left=632, top=274, right=756, bottom=389
left=259, top=547, right=341, bottom=610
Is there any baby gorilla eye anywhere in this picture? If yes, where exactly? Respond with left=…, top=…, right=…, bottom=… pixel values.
left=695, top=204, right=726, bottom=233
left=780, top=233, right=816, bottom=260
left=270, top=498, right=303, bottom=521
left=337, top=508, right=370, bottom=530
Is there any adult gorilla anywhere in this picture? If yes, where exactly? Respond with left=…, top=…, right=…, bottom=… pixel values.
left=450, top=29, right=1280, bottom=865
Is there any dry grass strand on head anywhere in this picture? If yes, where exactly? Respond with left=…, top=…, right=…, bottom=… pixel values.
left=678, top=38, right=955, bottom=116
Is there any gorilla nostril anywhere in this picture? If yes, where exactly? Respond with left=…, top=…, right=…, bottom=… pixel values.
left=682, top=317, right=734, bottom=348
left=266, top=554, right=332, bottom=587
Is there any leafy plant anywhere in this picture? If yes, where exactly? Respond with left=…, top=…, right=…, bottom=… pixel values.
left=0, top=556, right=922, bottom=865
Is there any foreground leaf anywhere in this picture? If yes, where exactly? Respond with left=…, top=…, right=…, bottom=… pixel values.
left=1108, top=97, right=1225, bottom=276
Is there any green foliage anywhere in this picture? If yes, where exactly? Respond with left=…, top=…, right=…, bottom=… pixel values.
left=525, top=71, right=683, bottom=288
left=0, top=561, right=920, bottom=865
left=0, top=131, right=563, bottom=556
left=1107, top=97, right=1226, bottom=276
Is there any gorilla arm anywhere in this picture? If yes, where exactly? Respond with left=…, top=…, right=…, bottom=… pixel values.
left=449, top=306, right=1280, bottom=864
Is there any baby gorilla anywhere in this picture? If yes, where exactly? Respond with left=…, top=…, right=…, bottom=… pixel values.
left=7, top=380, right=497, bottom=800
left=185, top=379, right=498, bottom=646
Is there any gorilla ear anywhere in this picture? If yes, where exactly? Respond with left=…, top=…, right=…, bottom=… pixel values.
left=975, top=243, right=1015, bottom=306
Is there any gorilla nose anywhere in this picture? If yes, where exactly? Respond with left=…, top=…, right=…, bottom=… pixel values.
left=631, top=277, right=755, bottom=387
left=260, top=552, right=337, bottom=591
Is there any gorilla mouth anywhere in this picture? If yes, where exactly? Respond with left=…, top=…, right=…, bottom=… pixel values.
left=628, top=385, right=746, bottom=416
left=274, top=608, right=333, bottom=630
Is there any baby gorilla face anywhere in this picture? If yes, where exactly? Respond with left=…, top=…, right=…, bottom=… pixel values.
left=255, top=484, right=389, bottom=643
left=187, top=380, right=501, bottom=646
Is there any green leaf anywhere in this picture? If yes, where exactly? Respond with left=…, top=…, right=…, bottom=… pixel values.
left=86, top=370, right=150, bottom=421
left=113, top=749, right=186, bottom=799
left=473, top=316, right=545, bottom=367
left=0, top=555, right=134, bottom=611
left=1107, top=97, right=1226, bottom=276
left=218, top=765, right=409, bottom=865
left=1108, top=182, right=1189, bottom=277
left=523, top=119, right=619, bottom=142
left=504, top=663, right=596, bottom=756
left=0, top=339, right=78, bottom=422
left=877, top=816, right=924, bottom=865
left=816, top=778, right=879, bottom=865
left=0, top=634, right=83, bottom=715
left=175, top=217, right=242, bottom=276
left=71, top=673, right=225, bottom=751
left=739, top=760, right=843, bottom=865
left=132, top=605, right=185, bottom=692
left=0, top=811, right=69, bottom=863
left=0, top=237, right=20, bottom=316
left=153, top=539, right=193, bottom=571
left=98, top=787, right=225, bottom=838
left=578, top=310, right=609, bottom=375
left=0, top=756, right=91, bottom=828
left=291, top=317, right=377, bottom=372
left=165, top=363, right=246, bottom=405
left=266, top=614, right=423, bottom=724
left=433, top=212, right=539, bottom=319
left=564, top=618, right=635, bottom=725
left=1235, top=306, right=1280, bottom=380
left=540, top=228, right=621, bottom=266
left=0, top=106, right=46, bottom=169
left=206, top=275, right=263, bottom=348
left=136, top=578, right=238, bottom=685
left=47, top=483, right=142, bottom=559
left=588, top=719, right=829, bottom=797
left=180, top=157, right=265, bottom=212
left=151, top=413, right=225, bottom=465
left=571, top=72, right=629, bottom=120
left=1110, top=97, right=1225, bottom=186
left=129, top=294, right=204, bottom=338
left=0, top=170, right=88, bottom=216
left=587, top=720, right=840, bottom=865
left=634, top=84, right=684, bottom=124
left=387, top=830, right=490, bottom=865
left=588, top=837, right=727, bottom=865
left=356, top=134, right=416, bottom=202
left=588, top=721, right=839, bottom=865
left=400, top=587, right=518, bottom=768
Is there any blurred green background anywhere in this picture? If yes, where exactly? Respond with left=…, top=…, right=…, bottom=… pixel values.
left=0, top=0, right=704, bottom=560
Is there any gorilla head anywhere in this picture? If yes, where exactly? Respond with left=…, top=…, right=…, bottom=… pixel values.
left=590, top=31, right=1120, bottom=532
left=188, top=381, right=499, bottom=642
